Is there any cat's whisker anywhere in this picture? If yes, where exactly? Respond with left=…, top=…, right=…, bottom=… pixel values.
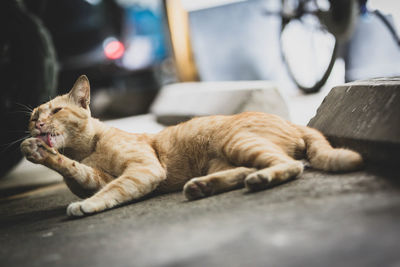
left=14, top=102, right=33, bottom=112
left=8, top=110, right=32, bottom=116
left=1, top=135, right=30, bottom=153
left=5, top=130, right=31, bottom=134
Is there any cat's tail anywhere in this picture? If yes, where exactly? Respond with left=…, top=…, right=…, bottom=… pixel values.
left=297, top=125, right=363, bottom=172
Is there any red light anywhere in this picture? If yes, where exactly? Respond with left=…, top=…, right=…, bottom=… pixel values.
left=104, top=41, right=125, bottom=60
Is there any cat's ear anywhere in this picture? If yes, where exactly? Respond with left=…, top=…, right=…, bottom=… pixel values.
left=69, top=75, right=90, bottom=109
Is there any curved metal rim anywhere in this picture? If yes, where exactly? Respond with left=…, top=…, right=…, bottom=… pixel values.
left=280, top=9, right=338, bottom=93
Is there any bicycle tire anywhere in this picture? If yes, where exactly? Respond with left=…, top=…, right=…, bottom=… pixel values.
left=280, top=17, right=338, bottom=94
left=0, top=0, right=58, bottom=177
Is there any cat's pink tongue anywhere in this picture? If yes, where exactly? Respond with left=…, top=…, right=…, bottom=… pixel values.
left=47, top=134, right=53, bottom=147
left=37, top=134, right=53, bottom=147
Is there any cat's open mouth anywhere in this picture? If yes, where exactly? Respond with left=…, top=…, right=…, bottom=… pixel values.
left=37, top=133, right=59, bottom=147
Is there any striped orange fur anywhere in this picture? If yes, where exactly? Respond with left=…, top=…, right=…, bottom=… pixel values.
left=21, top=76, right=363, bottom=217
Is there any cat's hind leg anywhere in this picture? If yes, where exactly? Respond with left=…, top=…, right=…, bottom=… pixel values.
left=183, top=159, right=256, bottom=200
left=222, top=137, right=304, bottom=191
left=244, top=160, right=303, bottom=191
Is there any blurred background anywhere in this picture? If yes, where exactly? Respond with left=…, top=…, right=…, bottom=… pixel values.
left=1, top=0, right=400, bottom=177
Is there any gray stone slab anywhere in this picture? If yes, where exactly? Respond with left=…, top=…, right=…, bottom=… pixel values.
left=1, top=167, right=399, bottom=267
left=308, top=77, right=400, bottom=165
left=150, top=81, right=290, bottom=125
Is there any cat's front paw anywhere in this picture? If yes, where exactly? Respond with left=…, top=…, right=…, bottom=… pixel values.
left=66, top=201, right=85, bottom=217
left=20, top=138, right=57, bottom=164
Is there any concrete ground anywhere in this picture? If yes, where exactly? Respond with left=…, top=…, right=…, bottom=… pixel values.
left=2, top=73, right=400, bottom=267
left=1, top=167, right=399, bottom=267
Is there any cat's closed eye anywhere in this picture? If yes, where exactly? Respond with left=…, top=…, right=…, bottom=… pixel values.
left=52, top=107, right=62, bottom=114
left=31, top=113, right=38, bottom=121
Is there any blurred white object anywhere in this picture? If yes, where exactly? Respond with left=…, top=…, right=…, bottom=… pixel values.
left=345, top=11, right=400, bottom=81
left=122, top=37, right=154, bottom=70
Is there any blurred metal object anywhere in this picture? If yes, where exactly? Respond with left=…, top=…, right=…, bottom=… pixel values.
left=317, top=0, right=359, bottom=42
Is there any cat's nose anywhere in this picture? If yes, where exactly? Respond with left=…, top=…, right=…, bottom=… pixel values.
left=35, top=121, right=45, bottom=129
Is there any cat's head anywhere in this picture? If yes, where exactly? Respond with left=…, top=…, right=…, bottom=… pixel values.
left=28, top=75, right=92, bottom=150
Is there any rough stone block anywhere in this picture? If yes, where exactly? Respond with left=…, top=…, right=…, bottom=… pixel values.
left=308, top=77, right=400, bottom=165
left=150, top=81, right=290, bottom=125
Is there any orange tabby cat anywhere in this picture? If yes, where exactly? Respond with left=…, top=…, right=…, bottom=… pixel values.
left=21, top=75, right=363, bottom=217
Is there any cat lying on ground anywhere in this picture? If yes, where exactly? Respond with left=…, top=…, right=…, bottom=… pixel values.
left=21, top=75, right=363, bottom=217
